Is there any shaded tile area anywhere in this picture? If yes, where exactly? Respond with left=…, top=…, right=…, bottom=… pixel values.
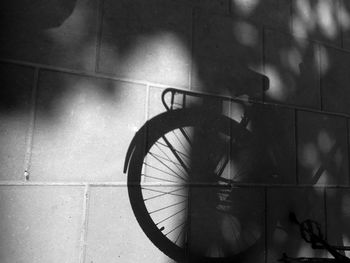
left=30, top=70, right=146, bottom=181
left=297, top=111, right=348, bottom=185
left=267, top=187, right=326, bottom=262
left=189, top=186, right=265, bottom=262
left=292, top=0, right=342, bottom=47
left=191, top=0, right=229, bottom=14
left=230, top=0, right=292, bottom=31
left=340, top=0, right=350, bottom=50
left=229, top=103, right=296, bottom=184
left=98, top=0, right=192, bottom=87
left=0, top=186, right=83, bottom=263
left=0, top=63, right=34, bottom=180
left=193, top=11, right=263, bottom=97
left=85, top=186, right=176, bottom=262
left=264, top=29, right=320, bottom=108
left=321, top=46, right=350, bottom=115
left=0, top=0, right=98, bottom=71
left=326, top=188, right=350, bottom=257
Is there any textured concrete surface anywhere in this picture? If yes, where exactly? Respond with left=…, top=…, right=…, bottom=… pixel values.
left=1, top=0, right=350, bottom=262
left=321, top=46, right=350, bottom=115
left=292, top=0, right=342, bottom=47
left=85, top=186, right=176, bottom=263
left=297, top=110, right=349, bottom=185
left=267, top=187, right=326, bottom=262
left=30, top=70, right=146, bottom=182
left=0, top=186, right=84, bottom=263
left=0, top=0, right=98, bottom=71
left=326, top=188, right=350, bottom=257
left=98, top=0, right=192, bottom=87
left=0, top=63, right=34, bottom=180
left=264, top=29, right=320, bottom=108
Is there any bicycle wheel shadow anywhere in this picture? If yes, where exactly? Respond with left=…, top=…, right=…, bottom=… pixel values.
left=141, top=78, right=349, bottom=262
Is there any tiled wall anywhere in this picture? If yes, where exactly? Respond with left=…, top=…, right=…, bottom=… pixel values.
left=1, top=0, right=350, bottom=262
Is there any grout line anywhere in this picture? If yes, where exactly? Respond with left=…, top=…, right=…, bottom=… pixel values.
left=94, top=0, right=105, bottom=74
left=262, top=26, right=266, bottom=102
left=0, top=181, right=349, bottom=188
left=79, top=184, right=91, bottom=263
left=23, top=68, right=39, bottom=181
left=346, top=120, right=350, bottom=185
left=0, top=58, right=183, bottom=90
left=295, top=109, right=299, bottom=185
left=1, top=59, right=350, bottom=120
left=318, top=43, right=323, bottom=111
left=1, top=61, right=350, bottom=120
left=189, top=7, right=196, bottom=91
left=339, top=0, right=344, bottom=49
left=264, top=187, right=268, bottom=263
left=323, top=188, right=328, bottom=241
left=145, top=84, right=150, bottom=121
left=289, top=0, right=294, bottom=34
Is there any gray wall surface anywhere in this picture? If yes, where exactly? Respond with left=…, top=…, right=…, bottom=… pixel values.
left=1, top=0, right=350, bottom=262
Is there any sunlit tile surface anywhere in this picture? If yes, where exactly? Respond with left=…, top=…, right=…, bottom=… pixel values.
left=30, top=70, right=146, bottom=181
left=0, top=186, right=83, bottom=263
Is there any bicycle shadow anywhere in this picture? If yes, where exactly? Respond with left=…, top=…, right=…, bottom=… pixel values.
left=1, top=0, right=350, bottom=262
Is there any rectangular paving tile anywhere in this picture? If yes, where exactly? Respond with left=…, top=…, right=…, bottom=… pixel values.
left=0, top=185, right=84, bottom=263
left=0, top=0, right=98, bottom=71
left=292, top=0, right=342, bottom=47
left=267, top=187, right=326, bottom=262
left=0, top=63, right=34, bottom=180
left=321, top=46, right=350, bottom=115
left=98, top=0, right=192, bottom=87
left=194, top=11, right=262, bottom=60
left=189, top=186, right=265, bottom=262
left=231, top=0, right=292, bottom=31
left=30, top=70, right=146, bottom=181
left=326, top=188, right=350, bottom=257
left=264, top=29, right=320, bottom=108
left=85, top=186, right=177, bottom=262
left=297, top=110, right=349, bottom=185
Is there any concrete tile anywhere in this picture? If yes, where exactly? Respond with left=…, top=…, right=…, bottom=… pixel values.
left=292, top=0, right=342, bottom=47
left=189, top=186, right=265, bottom=262
left=0, top=185, right=83, bottom=263
left=297, top=111, right=348, bottom=185
left=99, top=0, right=192, bottom=87
left=0, top=63, right=34, bottom=180
left=231, top=0, right=292, bottom=31
left=326, top=188, right=350, bottom=257
left=0, top=0, right=98, bottom=71
left=229, top=103, right=296, bottom=184
left=194, top=12, right=262, bottom=61
left=267, top=187, right=326, bottom=262
left=321, top=46, right=350, bottom=115
left=85, top=186, right=177, bottom=263
left=264, top=29, right=320, bottom=108
left=30, top=70, right=146, bottom=181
